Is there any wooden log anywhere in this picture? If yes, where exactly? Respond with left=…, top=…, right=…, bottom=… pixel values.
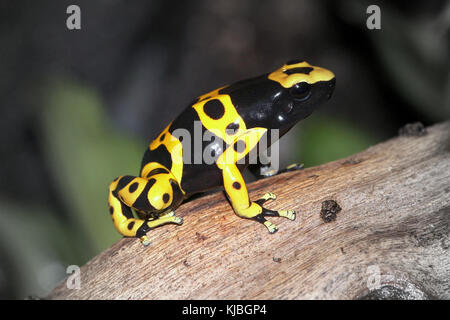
left=48, top=121, right=450, bottom=300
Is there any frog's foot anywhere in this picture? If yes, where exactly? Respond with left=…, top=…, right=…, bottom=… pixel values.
left=251, top=213, right=278, bottom=234
left=254, top=192, right=296, bottom=221
left=263, top=220, right=278, bottom=234
left=162, top=211, right=183, bottom=225
left=255, top=192, right=277, bottom=206
left=159, top=210, right=175, bottom=218
left=278, top=209, right=296, bottom=221
left=140, top=235, right=151, bottom=246
left=260, top=167, right=279, bottom=178
left=279, top=163, right=304, bottom=174
left=147, top=214, right=183, bottom=227
left=139, top=215, right=183, bottom=246
left=254, top=192, right=297, bottom=224
left=261, top=206, right=296, bottom=221
left=255, top=208, right=296, bottom=233
left=172, top=216, right=183, bottom=225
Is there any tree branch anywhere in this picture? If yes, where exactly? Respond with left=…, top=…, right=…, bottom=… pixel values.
left=48, top=121, right=450, bottom=299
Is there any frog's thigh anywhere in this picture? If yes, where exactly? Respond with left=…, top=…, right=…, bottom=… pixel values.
left=109, top=175, right=183, bottom=246
left=108, top=176, right=151, bottom=239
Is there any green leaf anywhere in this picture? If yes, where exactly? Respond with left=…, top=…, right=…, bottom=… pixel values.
left=298, top=116, right=376, bottom=167
left=40, top=78, right=145, bottom=255
left=0, top=201, right=73, bottom=298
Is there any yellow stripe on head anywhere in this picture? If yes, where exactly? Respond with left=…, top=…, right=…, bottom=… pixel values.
left=268, top=61, right=335, bottom=88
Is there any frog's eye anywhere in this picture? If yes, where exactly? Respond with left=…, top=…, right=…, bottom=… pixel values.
left=289, top=82, right=311, bottom=101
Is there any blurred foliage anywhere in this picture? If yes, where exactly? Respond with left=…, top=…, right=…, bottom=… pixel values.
left=40, top=79, right=145, bottom=255
left=342, top=0, right=450, bottom=120
left=1, top=79, right=147, bottom=298
left=372, top=7, right=450, bottom=119
left=0, top=202, right=70, bottom=298
left=298, top=116, right=376, bottom=167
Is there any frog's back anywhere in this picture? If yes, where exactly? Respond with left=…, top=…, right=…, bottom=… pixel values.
left=140, top=103, right=227, bottom=196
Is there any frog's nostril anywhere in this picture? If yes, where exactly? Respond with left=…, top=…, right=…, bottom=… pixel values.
left=329, top=78, right=336, bottom=89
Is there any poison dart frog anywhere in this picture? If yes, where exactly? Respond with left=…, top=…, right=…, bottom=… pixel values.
left=108, top=60, right=335, bottom=246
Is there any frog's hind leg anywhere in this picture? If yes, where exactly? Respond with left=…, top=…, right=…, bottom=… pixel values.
left=108, top=175, right=183, bottom=246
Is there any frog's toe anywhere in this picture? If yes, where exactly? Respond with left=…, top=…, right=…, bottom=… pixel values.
left=161, top=210, right=175, bottom=217
left=279, top=209, right=296, bottom=221
left=256, top=192, right=277, bottom=206
left=263, top=192, right=277, bottom=201
left=285, top=163, right=304, bottom=171
left=173, top=216, right=183, bottom=225
left=260, top=206, right=296, bottom=222
left=264, top=220, right=278, bottom=234
left=140, top=235, right=151, bottom=246
left=261, top=168, right=278, bottom=177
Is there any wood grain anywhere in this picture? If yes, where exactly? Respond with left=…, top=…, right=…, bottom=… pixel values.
left=48, top=121, right=450, bottom=300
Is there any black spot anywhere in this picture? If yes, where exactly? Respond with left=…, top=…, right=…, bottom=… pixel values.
left=283, top=67, right=313, bottom=75
left=109, top=206, right=114, bottom=215
left=160, top=133, right=166, bottom=141
left=219, top=75, right=281, bottom=128
left=119, top=202, right=134, bottom=219
left=163, top=193, right=170, bottom=203
left=178, top=135, right=183, bottom=142
left=168, top=107, right=228, bottom=193
left=116, top=176, right=135, bottom=191
left=132, top=178, right=157, bottom=211
left=128, top=182, right=139, bottom=193
left=147, top=168, right=170, bottom=177
left=286, top=59, right=304, bottom=65
left=233, top=140, right=246, bottom=153
left=127, top=221, right=135, bottom=230
left=232, top=182, right=241, bottom=190
left=203, top=99, right=225, bottom=120
left=141, top=145, right=172, bottom=175
left=226, top=122, right=239, bottom=135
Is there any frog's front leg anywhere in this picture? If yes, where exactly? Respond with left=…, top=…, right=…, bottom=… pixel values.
left=108, top=175, right=183, bottom=246
left=221, top=163, right=296, bottom=233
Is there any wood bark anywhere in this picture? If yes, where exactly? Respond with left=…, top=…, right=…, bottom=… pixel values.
left=48, top=121, right=450, bottom=300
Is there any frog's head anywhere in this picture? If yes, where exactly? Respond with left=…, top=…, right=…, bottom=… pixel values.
left=266, top=60, right=335, bottom=131
left=220, top=60, right=335, bottom=133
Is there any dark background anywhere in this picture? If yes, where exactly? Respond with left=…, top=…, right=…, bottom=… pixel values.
left=0, top=0, right=448, bottom=299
